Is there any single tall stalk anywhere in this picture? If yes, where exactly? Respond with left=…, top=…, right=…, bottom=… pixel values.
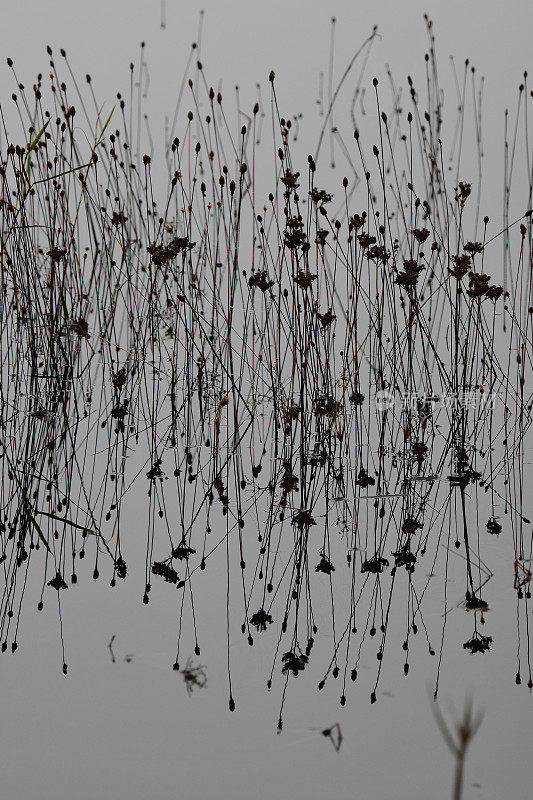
left=431, top=696, right=484, bottom=800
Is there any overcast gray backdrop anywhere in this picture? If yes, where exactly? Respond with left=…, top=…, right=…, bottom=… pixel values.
left=1, top=1, right=532, bottom=799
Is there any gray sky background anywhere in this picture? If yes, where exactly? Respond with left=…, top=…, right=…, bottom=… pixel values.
left=1, top=2, right=532, bottom=799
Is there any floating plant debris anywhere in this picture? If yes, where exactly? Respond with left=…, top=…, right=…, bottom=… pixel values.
left=179, top=658, right=208, bottom=696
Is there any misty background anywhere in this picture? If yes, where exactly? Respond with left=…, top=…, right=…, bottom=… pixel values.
left=0, top=1, right=531, bottom=798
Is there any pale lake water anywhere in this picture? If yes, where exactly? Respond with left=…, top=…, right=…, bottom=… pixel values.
left=1, top=1, right=532, bottom=798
